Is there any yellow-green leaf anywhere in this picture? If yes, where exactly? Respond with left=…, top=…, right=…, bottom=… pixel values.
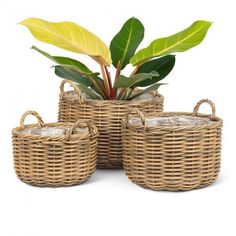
left=130, top=20, right=212, bottom=65
left=20, top=18, right=112, bottom=65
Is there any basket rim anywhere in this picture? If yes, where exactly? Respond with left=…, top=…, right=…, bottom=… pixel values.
left=12, top=122, right=98, bottom=141
left=61, top=90, right=164, bottom=105
left=123, top=111, right=223, bottom=132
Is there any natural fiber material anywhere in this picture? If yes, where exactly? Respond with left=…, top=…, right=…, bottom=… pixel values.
left=58, top=80, right=164, bottom=169
left=12, top=111, right=98, bottom=187
left=122, top=99, right=223, bottom=191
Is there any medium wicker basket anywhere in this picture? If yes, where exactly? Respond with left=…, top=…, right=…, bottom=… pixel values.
left=122, top=99, right=223, bottom=191
left=58, top=80, right=164, bottom=169
left=12, top=111, right=98, bottom=187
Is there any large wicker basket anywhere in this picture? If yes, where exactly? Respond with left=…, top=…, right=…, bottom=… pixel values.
left=122, top=99, right=223, bottom=191
left=58, top=80, right=164, bottom=169
left=12, top=111, right=98, bottom=187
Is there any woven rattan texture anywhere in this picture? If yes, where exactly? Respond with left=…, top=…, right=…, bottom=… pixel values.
left=12, top=111, right=98, bottom=187
left=122, top=99, right=223, bottom=191
left=58, top=80, right=164, bottom=169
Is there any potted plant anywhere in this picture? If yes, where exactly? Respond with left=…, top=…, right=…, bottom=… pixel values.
left=20, top=17, right=211, bottom=168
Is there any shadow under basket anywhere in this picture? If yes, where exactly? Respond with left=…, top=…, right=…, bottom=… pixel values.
left=122, top=99, right=223, bottom=191
left=58, top=80, right=164, bottom=169
left=12, top=111, right=98, bottom=187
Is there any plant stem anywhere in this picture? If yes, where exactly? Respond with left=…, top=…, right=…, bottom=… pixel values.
left=104, top=66, right=115, bottom=99
left=104, top=66, right=112, bottom=90
left=97, top=79, right=109, bottom=97
left=113, top=60, right=122, bottom=99
left=126, top=88, right=134, bottom=100
left=100, top=65, right=110, bottom=98
left=117, top=88, right=130, bottom=100
left=118, top=65, right=141, bottom=100
left=89, top=76, right=107, bottom=99
left=114, top=60, right=122, bottom=81
left=130, top=65, right=141, bottom=77
left=120, top=88, right=128, bottom=100
left=116, top=89, right=124, bottom=100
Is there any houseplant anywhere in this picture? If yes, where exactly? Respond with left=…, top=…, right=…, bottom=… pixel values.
left=20, top=17, right=212, bottom=168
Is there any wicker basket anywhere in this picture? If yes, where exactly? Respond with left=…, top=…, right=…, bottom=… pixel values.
left=122, top=99, right=223, bottom=191
left=58, top=80, right=164, bottom=169
left=12, top=111, right=98, bottom=187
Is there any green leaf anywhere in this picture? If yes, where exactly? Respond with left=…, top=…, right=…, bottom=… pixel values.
left=128, top=83, right=163, bottom=100
left=89, top=76, right=108, bottom=99
left=114, top=72, right=159, bottom=88
left=90, top=76, right=104, bottom=91
left=32, top=46, right=96, bottom=75
left=77, top=83, right=102, bottom=100
left=54, top=66, right=91, bottom=87
left=135, top=55, right=175, bottom=87
left=130, top=20, right=212, bottom=65
left=110, top=17, right=144, bottom=69
left=54, top=66, right=102, bottom=99
left=54, top=66, right=106, bottom=99
left=20, top=18, right=112, bottom=65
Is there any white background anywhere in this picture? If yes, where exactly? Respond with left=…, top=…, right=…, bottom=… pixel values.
left=0, top=0, right=235, bottom=235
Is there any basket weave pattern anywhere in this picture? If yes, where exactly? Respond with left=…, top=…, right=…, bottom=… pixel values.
left=12, top=111, right=98, bottom=187
left=58, top=80, right=164, bottom=169
left=122, top=99, right=223, bottom=191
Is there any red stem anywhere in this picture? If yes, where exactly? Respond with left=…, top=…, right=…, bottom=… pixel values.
left=100, top=65, right=110, bottom=99
left=104, top=66, right=116, bottom=99
left=130, top=65, right=141, bottom=77
left=114, top=60, right=122, bottom=81
left=104, top=66, right=112, bottom=93
left=113, top=60, right=122, bottom=99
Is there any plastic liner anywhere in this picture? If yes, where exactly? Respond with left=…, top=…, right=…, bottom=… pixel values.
left=17, top=126, right=88, bottom=136
left=132, top=93, right=155, bottom=100
left=129, top=115, right=213, bottom=127
left=66, top=89, right=158, bottom=101
left=65, top=91, right=91, bottom=100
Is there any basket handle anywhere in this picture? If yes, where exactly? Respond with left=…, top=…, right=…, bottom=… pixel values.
left=123, top=108, right=147, bottom=129
left=65, top=120, right=97, bottom=141
left=192, top=99, right=216, bottom=119
left=60, top=80, right=84, bottom=104
left=20, top=111, right=45, bottom=128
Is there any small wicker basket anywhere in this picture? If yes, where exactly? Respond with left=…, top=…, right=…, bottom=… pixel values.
left=58, top=80, right=164, bottom=169
left=122, top=99, right=223, bottom=191
left=12, top=111, right=98, bottom=187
